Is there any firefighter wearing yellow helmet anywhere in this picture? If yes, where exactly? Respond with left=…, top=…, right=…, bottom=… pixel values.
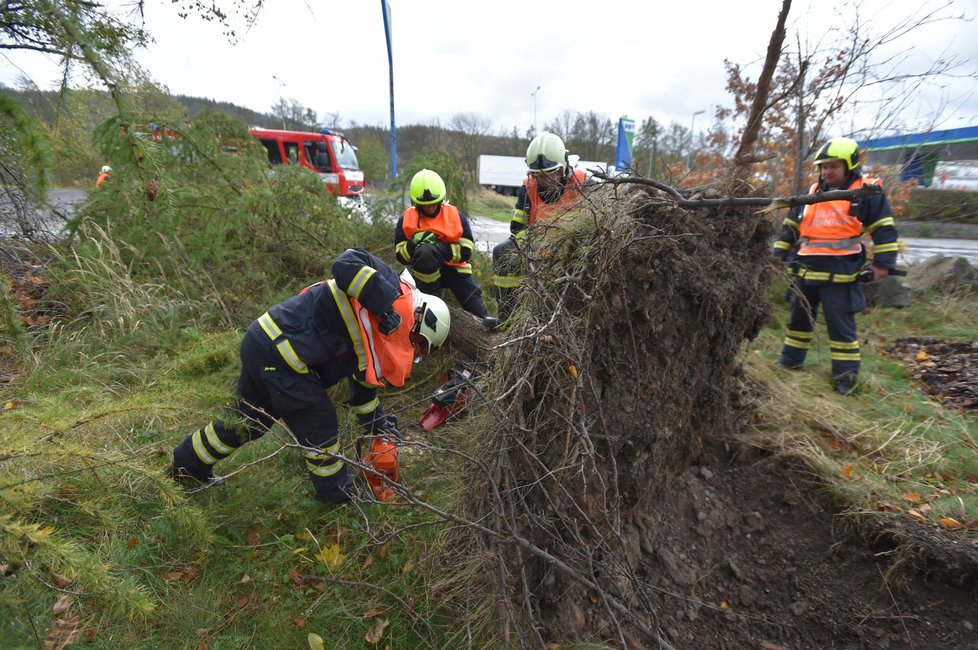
left=394, top=169, right=496, bottom=328
left=490, top=132, right=589, bottom=321
left=772, top=137, right=900, bottom=395
left=170, top=248, right=449, bottom=503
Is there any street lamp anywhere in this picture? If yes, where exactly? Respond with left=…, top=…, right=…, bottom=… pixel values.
left=273, top=75, right=287, bottom=129
left=531, top=85, right=541, bottom=136
left=687, top=110, right=705, bottom=169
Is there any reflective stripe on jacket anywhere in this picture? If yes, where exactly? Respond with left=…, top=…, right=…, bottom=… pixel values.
left=797, top=177, right=878, bottom=256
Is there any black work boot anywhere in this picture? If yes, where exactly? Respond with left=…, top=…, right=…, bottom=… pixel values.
left=482, top=316, right=499, bottom=330
left=834, top=374, right=857, bottom=396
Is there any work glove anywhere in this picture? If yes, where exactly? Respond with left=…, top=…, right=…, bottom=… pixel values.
left=378, top=309, right=402, bottom=335
left=410, top=231, right=438, bottom=247
left=411, top=242, right=444, bottom=274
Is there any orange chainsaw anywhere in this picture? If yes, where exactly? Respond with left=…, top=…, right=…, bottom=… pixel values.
left=418, top=368, right=473, bottom=431
left=360, top=417, right=402, bottom=502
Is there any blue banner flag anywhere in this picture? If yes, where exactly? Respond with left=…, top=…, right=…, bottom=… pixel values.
left=615, top=115, right=635, bottom=171
left=615, top=116, right=635, bottom=171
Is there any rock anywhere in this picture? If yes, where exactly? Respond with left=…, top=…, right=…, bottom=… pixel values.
left=700, top=466, right=715, bottom=481
left=789, top=600, right=808, bottom=616
left=963, top=620, right=975, bottom=632
left=905, top=255, right=978, bottom=294
left=745, top=511, right=765, bottom=532
left=865, top=275, right=912, bottom=307
left=657, top=548, right=697, bottom=586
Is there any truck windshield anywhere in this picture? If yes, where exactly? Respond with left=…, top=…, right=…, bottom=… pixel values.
left=331, top=140, right=360, bottom=171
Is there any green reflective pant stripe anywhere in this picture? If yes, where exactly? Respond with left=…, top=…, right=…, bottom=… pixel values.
left=352, top=397, right=379, bottom=415
left=412, top=267, right=441, bottom=283
left=493, top=274, right=522, bottom=289
left=305, top=440, right=343, bottom=477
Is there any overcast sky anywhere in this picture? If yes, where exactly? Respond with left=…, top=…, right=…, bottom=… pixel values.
left=3, top=0, right=976, bottom=140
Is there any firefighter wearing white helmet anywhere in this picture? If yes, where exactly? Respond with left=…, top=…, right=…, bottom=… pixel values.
left=170, top=248, right=446, bottom=504
left=772, top=136, right=900, bottom=395
left=96, top=165, right=112, bottom=188
left=394, top=169, right=496, bottom=328
left=491, top=132, right=589, bottom=321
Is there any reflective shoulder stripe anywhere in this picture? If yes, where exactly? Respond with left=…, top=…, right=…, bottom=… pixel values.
left=257, top=312, right=282, bottom=339
left=276, top=340, right=309, bottom=374
left=327, top=280, right=367, bottom=372
left=348, top=267, right=376, bottom=301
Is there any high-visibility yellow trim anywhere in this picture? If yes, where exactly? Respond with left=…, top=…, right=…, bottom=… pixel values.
left=348, top=267, right=376, bottom=300
left=865, top=217, right=895, bottom=234
left=395, top=241, right=411, bottom=258
left=512, top=210, right=528, bottom=226
left=830, top=339, right=860, bottom=350
left=276, top=340, right=309, bottom=374
left=774, top=241, right=792, bottom=251
left=783, top=337, right=812, bottom=350
left=352, top=398, right=379, bottom=415
left=306, top=459, right=344, bottom=477
left=412, top=268, right=441, bottom=283
left=459, top=237, right=474, bottom=251
left=257, top=312, right=282, bottom=339
left=796, top=268, right=859, bottom=283
left=449, top=243, right=461, bottom=261
left=782, top=218, right=800, bottom=231
left=327, top=280, right=367, bottom=372
left=493, top=274, right=523, bottom=289
left=787, top=329, right=813, bottom=339
left=304, top=441, right=341, bottom=460
left=204, top=422, right=234, bottom=455
left=191, top=429, right=218, bottom=465
left=873, top=243, right=899, bottom=254
left=831, top=352, right=861, bottom=361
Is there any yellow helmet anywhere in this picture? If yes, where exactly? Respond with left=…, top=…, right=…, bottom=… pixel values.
left=812, top=137, right=860, bottom=171
left=410, top=169, right=446, bottom=206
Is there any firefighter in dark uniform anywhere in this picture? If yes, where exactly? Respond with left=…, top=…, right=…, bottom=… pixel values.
left=772, top=137, right=899, bottom=395
left=169, top=248, right=451, bottom=503
left=394, top=169, right=495, bottom=328
left=491, top=132, right=588, bottom=321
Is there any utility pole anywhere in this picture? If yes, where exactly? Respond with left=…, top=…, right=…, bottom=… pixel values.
left=687, top=110, right=705, bottom=170
left=531, top=86, right=541, bottom=137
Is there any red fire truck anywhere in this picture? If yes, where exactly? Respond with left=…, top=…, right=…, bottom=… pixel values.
left=249, top=127, right=365, bottom=200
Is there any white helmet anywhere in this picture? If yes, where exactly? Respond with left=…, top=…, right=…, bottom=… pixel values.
left=526, top=132, right=568, bottom=173
left=100, top=165, right=112, bottom=173
left=412, top=291, right=450, bottom=351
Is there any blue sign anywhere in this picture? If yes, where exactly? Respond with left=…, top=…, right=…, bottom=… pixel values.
left=615, top=116, right=635, bottom=171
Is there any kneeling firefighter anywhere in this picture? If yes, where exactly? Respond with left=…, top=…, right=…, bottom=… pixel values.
left=169, top=247, right=450, bottom=503
left=394, top=169, right=496, bottom=328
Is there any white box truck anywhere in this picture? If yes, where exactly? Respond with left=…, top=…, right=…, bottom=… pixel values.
left=477, top=154, right=608, bottom=196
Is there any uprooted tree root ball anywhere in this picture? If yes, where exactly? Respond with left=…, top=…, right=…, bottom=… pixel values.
left=465, top=183, right=777, bottom=647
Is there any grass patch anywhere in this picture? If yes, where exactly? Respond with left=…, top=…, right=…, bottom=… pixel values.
left=466, top=187, right=515, bottom=221
left=746, top=287, right=978, bottom=533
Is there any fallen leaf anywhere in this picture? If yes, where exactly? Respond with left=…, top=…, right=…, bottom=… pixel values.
left=903, top=492, right=923, bottom=504
left=378, top=545, right=387, bottom=562
left=195, top=628, right=208, bottom=637
left=3, top=401, right=17, bottom=410
left=50, top=572, right=72, bottom=588
left=361, top=555, right=374, bottom=570
left=938, top=517, right=965, bottom=530
left=907, top=509, right=928, bottom=523
left=236, top=596, right=249, bottom=609
left=240, top=574, right=251, bottom=584
left=163, top=571, right=184, bottom=583
left=52, top=593, right=73, bottom=615
left=315, top=544, right=345, bottom=572
left=719, top=601, right=729, bottom=609
left=293, top=616, right=306, bottom=627
left=296, top=529, right=315, bottom=542
left=128, top=537, right=139, bottom=548
left=293, top=547, right=308, bottom=555
left=197, top=642, right=208, bottom=650
left=915, top=350, right=929, bottom=361
left=307, top=633, right=325, bottom=650
left=567, top=365, right=578, bottom=379
left=364, top=618, right=389, bottom=644
left=401, top=560, right=413, bottom=576
left=289, top=570, right=305, bottom=587
left=546, top=643, right=563, bottom=650
left=246, top=525, right=261, bottom=546
left=362, top=607, right=387, bottom=618
left=840, top=465, right=854, bottom=477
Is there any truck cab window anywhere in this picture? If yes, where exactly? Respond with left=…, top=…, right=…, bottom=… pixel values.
left=284, top=142, right=299, bottom=164
left=305, top=141, right=332, bottom=172
left=331, top=140, right=360, bottom=171
left=259, top=139, right=282, bottom=164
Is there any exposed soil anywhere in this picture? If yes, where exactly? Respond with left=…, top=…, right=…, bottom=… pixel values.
left=474, top=184, right=978, bottom=649
left=641, top=430, right=978, bottom=650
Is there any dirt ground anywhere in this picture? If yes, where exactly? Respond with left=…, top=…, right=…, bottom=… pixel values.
left=641, top=430, right=978, bottom=650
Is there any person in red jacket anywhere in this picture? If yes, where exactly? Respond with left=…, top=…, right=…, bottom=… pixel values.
left=169, top=248, right=451, bottom=503
left=395, top=169, right=495, bottom=328
left=491, top=132, right=588, bottom=320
